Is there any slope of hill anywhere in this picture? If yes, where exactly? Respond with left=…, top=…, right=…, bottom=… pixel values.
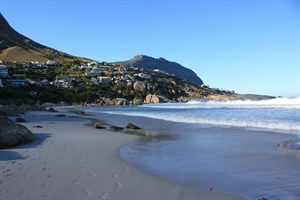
left=113, top=55, right=204, bottom=85
left=0, top=13, right=91, bottom=63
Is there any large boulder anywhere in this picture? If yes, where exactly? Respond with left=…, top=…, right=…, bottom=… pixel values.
left=0, top=112, right=35, bottom=149
left=133, top=81, right=146, bottom=91
left=151, top=95, right=160, bottom=104
left=144, top=94, right=168, bottom=104
left=114, top=98, right=128, bottom=106
left=0, top=106, right=19, bottom=116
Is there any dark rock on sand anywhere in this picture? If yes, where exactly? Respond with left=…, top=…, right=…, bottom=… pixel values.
left=111, top=125, right=124, bottom=131
left=0, top=112, right=35, bottom=149
left=55, top=114, right=66, bottom=117
left=48, top=107, right=57, bottom=112
left=126, top=123, right=141, bottom=130
left=34, top=125, right=43, bottom=128
left=258, top=197, right=268, bottom=200
left=15, top=117, right=27, bottom=123
left=94, top=123, right=105, bottom=129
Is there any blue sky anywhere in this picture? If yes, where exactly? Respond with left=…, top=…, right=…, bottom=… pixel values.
left=0, top=0, right=299, bottom=97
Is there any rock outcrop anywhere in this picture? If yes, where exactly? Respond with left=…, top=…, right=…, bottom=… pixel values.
left=144, top=94, right=168, bottom=104
left=133, top=81, right=146, bottom=91
left=126, top=123, right=141, bottom=130
left=113, top=55, right=204, bottom=85
left=0, top=112, right=35, bottom=149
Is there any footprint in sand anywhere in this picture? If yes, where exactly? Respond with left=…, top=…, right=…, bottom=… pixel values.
left=2, top=169, right=11, bottom=173
left=0, top=180, right=6, bottom=185
left=112, top=173, right=118, bottom=178
left=100, top=193, right=108, bottom=199
left=72, top=180, right=80, bottom=185
left=79, top=167, right=85, bottom=171
left=82, top=189, right=93, bottom=196
left=115, top=182, right=122, bottom=188
left=42, top=167, right=47, bottom=171
left=46, top=174, right=52, bottom=178
left=88, top=173, right=97, bottom=177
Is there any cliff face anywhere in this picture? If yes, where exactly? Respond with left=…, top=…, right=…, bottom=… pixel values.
left=0, top=13, right=90, bottom=63
left=113, top=55, right=204, bottom=86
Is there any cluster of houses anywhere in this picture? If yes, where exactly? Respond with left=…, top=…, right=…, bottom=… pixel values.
left=0, top=59, right=170, bottom=89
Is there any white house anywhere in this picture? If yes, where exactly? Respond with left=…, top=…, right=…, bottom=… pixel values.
left=136, top=73, right=151, bottom=80
left=0, top=65, right=8, bottom=77
left=97, top=76, right=112, bottom=84
left=87, top=61, right=101, bottom=68
left=46, top=60, right=58, bottom=66
left=30, top=62, right=47, bottom=69
left=52, top=75, right=73, bottom=88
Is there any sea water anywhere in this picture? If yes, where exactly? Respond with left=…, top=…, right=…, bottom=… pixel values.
left=86, top=97, right=300, bottom=200
left=88, top=97, right=300, bottom=133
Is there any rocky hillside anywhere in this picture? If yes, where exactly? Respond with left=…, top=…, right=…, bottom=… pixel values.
left=113, top=55, right=204, bottom=85
left=0, top=13, right=91, bottom=63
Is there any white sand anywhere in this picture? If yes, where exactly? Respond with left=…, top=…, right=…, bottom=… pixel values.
left=0, top=110, right=243, bottom=200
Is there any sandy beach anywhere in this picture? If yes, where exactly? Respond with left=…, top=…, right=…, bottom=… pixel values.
left=0, top=109, right=242, bottom=200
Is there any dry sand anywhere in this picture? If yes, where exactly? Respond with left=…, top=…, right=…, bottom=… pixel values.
left=0, top=110, right=243, bottom=200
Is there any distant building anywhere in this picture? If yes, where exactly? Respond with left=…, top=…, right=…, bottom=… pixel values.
left=136, top=73, right=151, bottom=80
left=29, top=62, right=46, bottom=69
left=0, top=65, right=8, bottom=77
left=90, top=78, right=99, bottom=85
left=46, top=60, right=58, bottom=66
left=97, top=76, right=112, bottom=84
left=52, top=75, right=73, bottom=88
left=7, top=79, right=29, bottom=86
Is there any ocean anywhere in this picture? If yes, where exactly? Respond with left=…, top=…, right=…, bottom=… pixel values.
left=85, top=97, right=300, bottom=200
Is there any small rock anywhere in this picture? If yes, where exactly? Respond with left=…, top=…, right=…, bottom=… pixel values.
left=54, top=114, right=66, bottom=117
left=15, top=117, right=26, bottom=123
left=34, top=125, right=43, bottom=128
left=48, top=107, right=57, bottom=112
left=258, top=197, right=268, bottom=200
left=94, top=123, right=105, bottom=129
left=111, top=126, right=124, bottom=131
left=126, top=123, right=141, bottom=130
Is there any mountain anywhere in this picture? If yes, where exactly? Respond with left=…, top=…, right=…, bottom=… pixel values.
left=113, top=55, right=204, bottom=85
left=0, top=13, right=90, bottom=63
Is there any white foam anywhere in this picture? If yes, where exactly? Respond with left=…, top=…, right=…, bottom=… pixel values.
left=87, top=97, right=300, bottom=133
left=141, top=97, right=300, bottom=109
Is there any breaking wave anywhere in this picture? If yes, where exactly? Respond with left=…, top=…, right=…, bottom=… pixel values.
left=87, top=97, right=300, bottom=133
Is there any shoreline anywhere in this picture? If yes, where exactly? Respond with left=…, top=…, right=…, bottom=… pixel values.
left=0, top=109, right=243, bottom=200
left=79, top=106, right=300, bottom=200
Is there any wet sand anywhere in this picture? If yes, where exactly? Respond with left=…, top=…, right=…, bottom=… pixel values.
left=0, top=109, right=242, bottom=200
left=86, top=110, right=300, bottom=200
